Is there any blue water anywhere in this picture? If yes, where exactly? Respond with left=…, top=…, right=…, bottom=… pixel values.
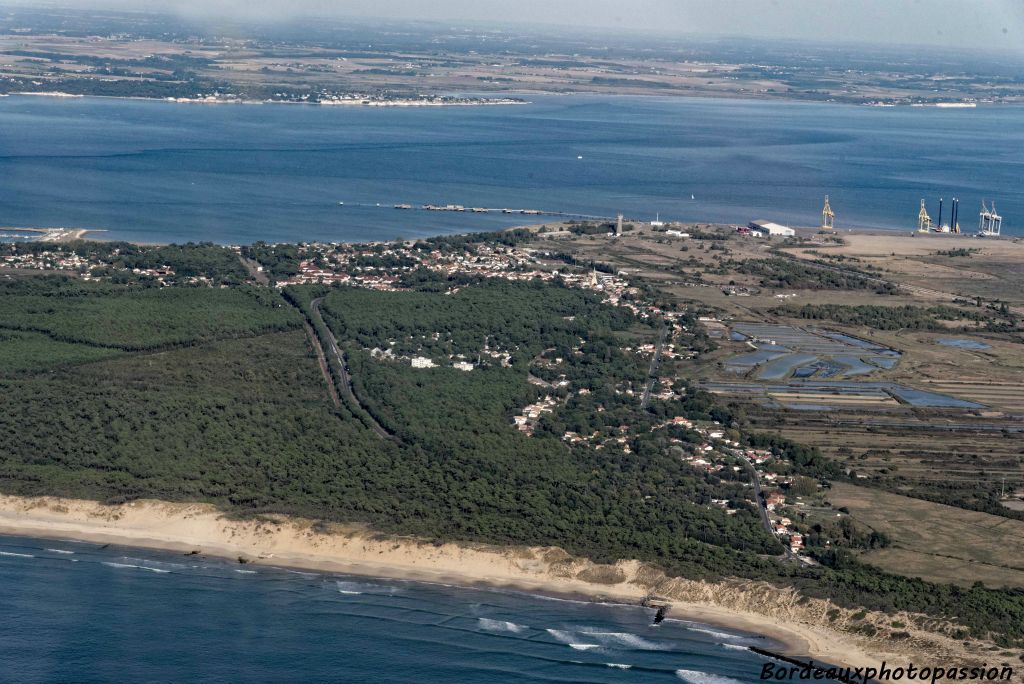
left=0, top=95, right=1021, bottom=244
left=757, top=353, right=819, bottom=380
left=0, top=535, right=778, bottom=683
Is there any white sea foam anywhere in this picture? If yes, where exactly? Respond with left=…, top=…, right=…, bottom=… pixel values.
left=546, top=628, right=574, bottom=642
left=46, top=549, right=74, bottom=555
left=335, top=581, right=364, bottom=595
left=582, top=631, right=666, bottom=651
left=121, top=557, right=185, bottom=570
left=676, top=669, right=745, bottom=684
left=546, top=629, right=600, bottom=651
left=234, top=569, right=257, bottom=574
left=0, top=551, right=34, bottom=558
left=686, top=626, right=744, bottom=641
left=606, top=663, right=632, bottom=669
left=283, top=569, right=319, bottom=577
left=478, top=618, right=527, bottom=634
left=102, top=562, right=170, bottom=573
left=720, top=644, right=748, bottom=651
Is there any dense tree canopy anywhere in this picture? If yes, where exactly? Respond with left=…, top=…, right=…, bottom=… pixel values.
left=0, top=276, right=1021, bottom=646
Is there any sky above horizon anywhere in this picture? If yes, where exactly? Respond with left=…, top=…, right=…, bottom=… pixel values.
left=14, top=0, right=1024, bottom=51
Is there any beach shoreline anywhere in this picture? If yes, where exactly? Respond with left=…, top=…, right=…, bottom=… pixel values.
left=0, top=493, right=948, bottom=671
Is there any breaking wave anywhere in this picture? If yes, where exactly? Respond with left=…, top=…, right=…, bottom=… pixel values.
left=0, top=551, right=34, bottom=558
left=676, top=669, right=745, bottom=684
left=335, top=581, right=363, bottom=595
left=546, top=629, right=600, bottom=651
left=46, top=549, right=74, bottom=555
left=582, top=630, right=667, bottom=651
left=102, top=562, right=170, bottom=573
left=478, top=618, right=527, bottom=634
left=686, top=626, right=744, bottom=641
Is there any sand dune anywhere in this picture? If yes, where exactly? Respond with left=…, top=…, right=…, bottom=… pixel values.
left=0, top=494, right=1003, bottom=671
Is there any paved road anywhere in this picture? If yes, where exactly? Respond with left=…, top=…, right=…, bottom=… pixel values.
left=740, top=456, right=801, bottom=562
left=310, top=298, right=393, bottom=440
left=741, top=458, right=774, bottom=535
left=302, top=321, right=341, bottom=409
left=640, top=321, right=670, bottom=409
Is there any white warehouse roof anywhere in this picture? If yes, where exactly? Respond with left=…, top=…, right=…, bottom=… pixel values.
left=749, top=220, right=795, bottom=236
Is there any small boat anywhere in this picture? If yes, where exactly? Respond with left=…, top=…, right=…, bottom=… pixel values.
left=691, top=194, right=695, bottom=200
left=577, top=155, right=583, bottom=160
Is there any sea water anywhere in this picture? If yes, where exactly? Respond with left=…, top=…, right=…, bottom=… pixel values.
left=0, top=535, right=780, bottom=682
left=0, top=95, right=1021, bottom=244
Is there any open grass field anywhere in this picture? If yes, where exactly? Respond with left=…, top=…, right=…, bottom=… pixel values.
left=783, top=233, right=1024, bottom=309
left=828, top=482, right=1024, bottom=589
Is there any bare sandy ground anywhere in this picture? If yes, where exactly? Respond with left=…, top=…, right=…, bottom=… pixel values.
left=0, top=494, right=1007, bottom=672
left=822, top=232, right=1024, bottom=258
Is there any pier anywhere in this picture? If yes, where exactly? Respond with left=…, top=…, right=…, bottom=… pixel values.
left=338, top=201, right=617, bottom=222
left=0, top=227, right=105, bottom=242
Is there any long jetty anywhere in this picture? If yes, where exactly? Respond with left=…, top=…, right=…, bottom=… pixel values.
left=338, top=201, right=617, bottom=222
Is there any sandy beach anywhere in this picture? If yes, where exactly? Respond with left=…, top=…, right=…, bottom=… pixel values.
left=0, top=493, right=997, bottom=673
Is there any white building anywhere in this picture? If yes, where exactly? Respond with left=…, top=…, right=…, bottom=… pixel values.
left=411, top=356, right=436, bottom=369
left=452, top=361, right=474, bottom=371
left=749, top=220, right=795, bottom=237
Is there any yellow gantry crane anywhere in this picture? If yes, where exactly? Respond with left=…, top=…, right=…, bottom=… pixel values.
left=820, top=195, right=835, bottom=232
left=917, top=199, right=932, bottom=233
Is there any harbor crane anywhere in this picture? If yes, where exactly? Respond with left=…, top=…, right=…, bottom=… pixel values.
left=979, top=200, right=1002, bottom=237
left=820, top=195, right=835, bottom=232
left=917, top=200, right=933, bottom=233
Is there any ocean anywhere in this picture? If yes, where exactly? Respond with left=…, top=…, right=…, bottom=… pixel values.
left=0, top=534, right=779, bottom=683
left=0, top=94, right=1021, bottom=244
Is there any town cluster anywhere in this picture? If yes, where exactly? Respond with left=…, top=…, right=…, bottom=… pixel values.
left=663, top=416, right=814, bottom=559
left=0, top=248, right=214, bottom=286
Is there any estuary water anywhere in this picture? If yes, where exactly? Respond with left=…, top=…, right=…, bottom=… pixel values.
left=0, top=535, right=777, bottom=683
left=0, top=94, right=1021, bottom=244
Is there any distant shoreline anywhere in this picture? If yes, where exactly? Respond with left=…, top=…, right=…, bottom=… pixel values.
left=4, top=91, right=528, bottom=108
left=0, top=89, right=1001, bottom=110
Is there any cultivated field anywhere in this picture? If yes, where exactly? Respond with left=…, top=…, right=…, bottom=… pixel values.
left=828, top=482, right=1024, bottom=589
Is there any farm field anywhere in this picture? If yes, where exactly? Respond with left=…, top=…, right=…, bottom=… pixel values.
left=828, top=482, right=1024, bottom=589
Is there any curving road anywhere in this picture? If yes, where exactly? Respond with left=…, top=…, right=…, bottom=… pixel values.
left=741, top=457, right=800, bottom=561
